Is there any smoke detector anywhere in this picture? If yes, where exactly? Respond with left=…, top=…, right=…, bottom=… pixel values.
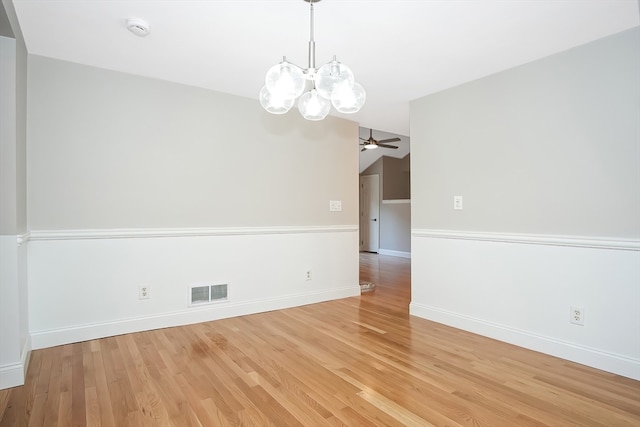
left=126, top=18, right=150, bottom=37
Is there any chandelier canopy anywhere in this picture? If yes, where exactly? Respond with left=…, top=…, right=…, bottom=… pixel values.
left=259, top=0, right=366, bottom=121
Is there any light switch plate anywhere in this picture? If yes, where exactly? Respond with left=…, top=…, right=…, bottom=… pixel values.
left=453, top=196, right=463, bottom=210
left=329, top=200, right=342, bottom=211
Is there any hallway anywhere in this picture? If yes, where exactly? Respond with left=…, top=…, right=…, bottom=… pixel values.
left=359, top=252, right=411, bottom=312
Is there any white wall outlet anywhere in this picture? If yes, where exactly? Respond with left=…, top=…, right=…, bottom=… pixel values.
left=570, top=306, right=584, bottom=325
left=139, top=285, right=150, bottom=299
left=329, top=200, right=342, bottom=211
left=453, top=196, right=463, bottom=210
left=305, top=270, right=312, bottom=281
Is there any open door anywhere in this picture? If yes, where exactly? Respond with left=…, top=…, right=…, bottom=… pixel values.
left=359, top=174, right=380, bottom=252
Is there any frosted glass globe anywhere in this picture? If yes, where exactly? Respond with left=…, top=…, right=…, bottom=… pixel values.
left=315, top=59, right=354, bottom=100
left=331, top=82, right=366, bottom=114
left=259, top=85, right=294, bottom=114
left=298, top=89, right=330, bottom=121
left=265, top=61, right=305, bottom=99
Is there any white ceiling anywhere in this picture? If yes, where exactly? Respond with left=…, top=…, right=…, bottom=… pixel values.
left=8, top=0, right=640, bottom=138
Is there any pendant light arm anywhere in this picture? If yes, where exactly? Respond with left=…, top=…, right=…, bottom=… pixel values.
left=308, top=0, right=316, bottom=71
left=308, top=41, right=315, bottom=71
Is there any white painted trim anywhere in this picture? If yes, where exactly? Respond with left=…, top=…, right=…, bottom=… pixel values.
left=0, top=362, right=24, bottom=390
left=0, top=336, right=31, bottom=390
left=16, top=232, right=29, bottom=245
left=382, top=199, right=411, bottom=204
left=29, top=225, right=359, bottom=242
left=409, top=302, right=640, bottom=380
left=378, top=249, right=411, bottom=258
left=22, top=335, right=31, bottom=383
left=412, top=229, right=640, bottom=251
left=31, top=287, right=358, bottom=350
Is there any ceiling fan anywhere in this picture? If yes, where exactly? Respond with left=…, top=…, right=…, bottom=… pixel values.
left=359, top=129, right=401, bottom=151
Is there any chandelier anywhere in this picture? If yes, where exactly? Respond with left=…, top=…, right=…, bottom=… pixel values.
left=259, top=0, right=366, bottom=121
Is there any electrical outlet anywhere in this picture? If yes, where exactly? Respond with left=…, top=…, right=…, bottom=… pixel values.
left=305, top=270, right=312, bottom=281
left=570, top=306, right=584, bottom=325
left=139, top=285, right=150, bottom=300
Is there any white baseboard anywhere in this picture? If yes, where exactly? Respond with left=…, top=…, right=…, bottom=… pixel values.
left=0, top=362, right=24, bottom=390
left=378, top=249, right=411, bottom=258
left=31, top=287, right=358, bottom=350
left=409, top=302, right=640, bottom=380
left=0, top=336, right=31, bottom=390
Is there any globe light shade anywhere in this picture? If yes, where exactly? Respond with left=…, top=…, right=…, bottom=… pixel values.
left=265, top=60, right=306, bottom=99
left=364, top=142, right=378, bottom=150
left=331, top=82, right=366, bottom=114
left=259, top=85, right=294, bottom=114
left=315, top=59, right=354, bottom=100
left=298, top=89, right=330, bottom=121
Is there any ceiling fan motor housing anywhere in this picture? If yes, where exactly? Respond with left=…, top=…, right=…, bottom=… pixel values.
left=359, top=129, right=401, bottom=150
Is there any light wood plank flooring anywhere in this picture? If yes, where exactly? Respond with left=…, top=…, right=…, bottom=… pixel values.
left=1, top=252, right=639, bottom=426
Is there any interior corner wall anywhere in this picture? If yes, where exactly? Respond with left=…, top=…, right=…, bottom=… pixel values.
left=409, top=27, right=640, bottom=379
left=361, top=157, right=383, bottom=180
left=26, top=56, right=360, bottom=349
left=0, top=33, right=29, bottom=390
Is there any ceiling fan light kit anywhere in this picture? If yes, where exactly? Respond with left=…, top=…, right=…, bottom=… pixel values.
left=360, top=128, right=401, bottom=151
left=259, top=0, right=366, bottom=120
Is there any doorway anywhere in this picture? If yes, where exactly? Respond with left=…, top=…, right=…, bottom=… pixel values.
left=359, top=174, right=380, bottom=252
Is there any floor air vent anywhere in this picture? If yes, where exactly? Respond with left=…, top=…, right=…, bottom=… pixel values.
left=189, top=284, right=228, bottom=306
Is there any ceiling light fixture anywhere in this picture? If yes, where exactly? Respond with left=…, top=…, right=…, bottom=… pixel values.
left=359, top=128, right=401, bottom=151
left=259, top=0, right=365, bottom=121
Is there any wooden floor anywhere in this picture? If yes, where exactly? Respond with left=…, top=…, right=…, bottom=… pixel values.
left=2, top=252, right=639, bottom=426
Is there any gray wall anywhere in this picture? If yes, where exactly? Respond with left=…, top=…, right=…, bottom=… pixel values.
left=23, top=55, right=361, bottom=359
left=383, top=155, right=410, bottom=200
left=410, top=27, right=640, bottom=379
left=412, top=27, right=640, bottom=238
left=361, top=157, right=383, bottom=186
left=380, top=202, right=411, bottom=253
left=361, top=155, right=411, bottom=201
left=0, top=36, right=17, bottom=235
left=27, top=56, right=358, bottom=231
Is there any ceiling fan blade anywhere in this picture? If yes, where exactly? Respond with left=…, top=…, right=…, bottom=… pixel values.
left=378, top=137, right=401, bottom=144
left=378, top=144, right=398, bottom=149
left=361, top=147, right=367, bottom=152
left=359, top=137, right=367, bottom=141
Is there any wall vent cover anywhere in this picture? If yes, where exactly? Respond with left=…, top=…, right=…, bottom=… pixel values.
left=189, top=284, right=228, bottom=306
